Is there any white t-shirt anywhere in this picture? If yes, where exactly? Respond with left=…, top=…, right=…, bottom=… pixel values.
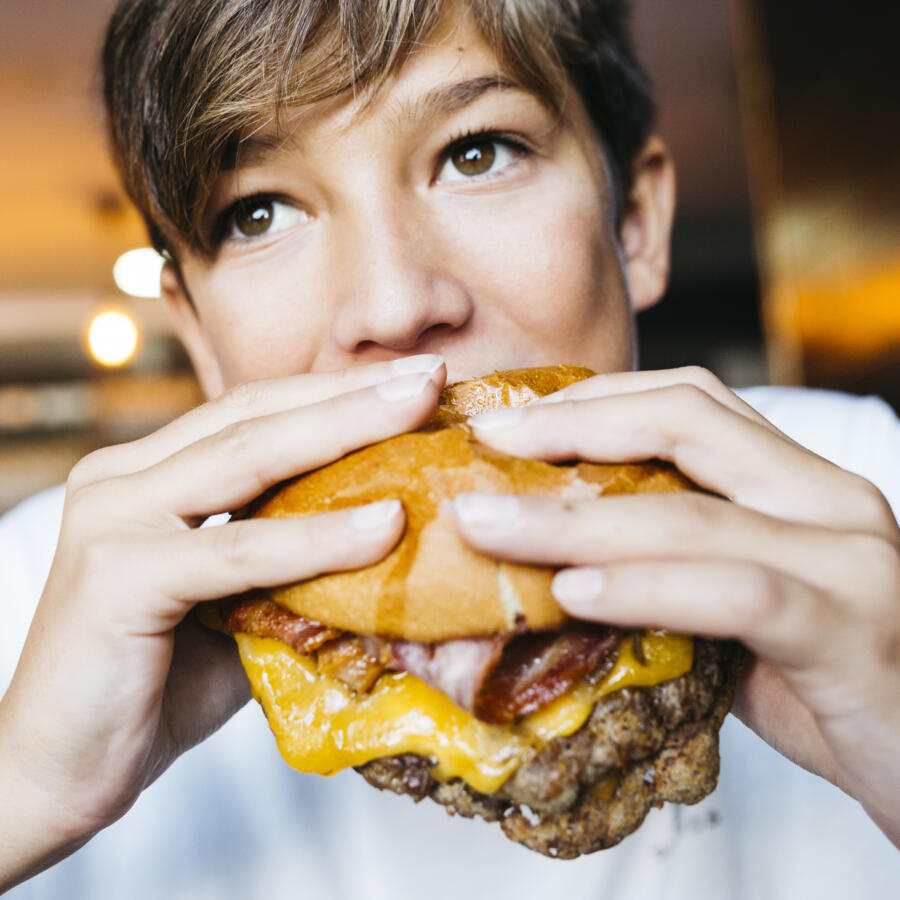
left=2, top=386, right=899, bottom=899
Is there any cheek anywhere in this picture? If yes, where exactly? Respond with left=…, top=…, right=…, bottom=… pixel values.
left=445, top=177, right=632, bottom=361
left=195, top=255, right=328, bottom=385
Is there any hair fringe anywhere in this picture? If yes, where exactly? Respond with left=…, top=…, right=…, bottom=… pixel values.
left=102, top=0, right=653, bottom=255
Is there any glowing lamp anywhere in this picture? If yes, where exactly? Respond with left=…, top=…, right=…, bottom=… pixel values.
left=88, top=310, right=139, bottom=367
left=113, top=248, right=164, bottom=298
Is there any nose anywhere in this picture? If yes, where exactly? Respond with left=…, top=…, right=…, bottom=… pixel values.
left=329, top=197, right=473, bottom=354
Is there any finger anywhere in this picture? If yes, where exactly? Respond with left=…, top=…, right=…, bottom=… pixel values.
left=531, top=365, right=785, bottom=436
left=68, top=354, right=445, bottom=489
left=451, top=491, right=875, bottom=596
left=116, top=370, right=443, bottom=519
left=550, top=559, right=843, bottom=670
left=468, top=385, right=889, bottom=533
left=126, top=501, right=405, bottom=627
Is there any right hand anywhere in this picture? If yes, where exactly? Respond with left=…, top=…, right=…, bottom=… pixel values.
left=0, top=354, right=444, bottom=887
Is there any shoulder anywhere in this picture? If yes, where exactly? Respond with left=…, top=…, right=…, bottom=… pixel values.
left=734, top=385, right=900, bottom=515
left=1, top=481, right=66, bottom=530
left=0, top=483, right=66, bottom=574
left=734, top=385, right=899, bottom=458
left=0, top=484, right=66, bottom=692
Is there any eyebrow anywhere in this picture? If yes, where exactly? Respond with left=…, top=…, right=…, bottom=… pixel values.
left=224, top=75, right=524, bottom=170
left=390, top=74, right=523, bottom=127
left=223, top=130, right=298, bottom=171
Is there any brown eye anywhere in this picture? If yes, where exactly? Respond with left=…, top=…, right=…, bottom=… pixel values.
left=437, top=136, right=525, bottom=184
left=451, top=140, right=496, bottom=177
left=221, top=197, right=307, bottom=243
left=234, top=200, right=274, bottom=237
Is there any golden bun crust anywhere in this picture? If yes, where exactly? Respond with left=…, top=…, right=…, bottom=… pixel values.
left=253, top=365, right=694, bottom=641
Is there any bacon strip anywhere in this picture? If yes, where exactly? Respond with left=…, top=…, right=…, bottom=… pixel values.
left=221, top=593, right=620, bottom=723
left=472, top=623, right=620, bottom=724
left=221, top=593, right=341, bottom=654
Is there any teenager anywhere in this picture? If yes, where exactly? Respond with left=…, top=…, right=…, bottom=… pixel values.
left=2, top=1, right=898, bottom=895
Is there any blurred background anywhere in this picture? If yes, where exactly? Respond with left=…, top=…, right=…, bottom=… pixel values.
left=0, top=0, right=898, bottom=514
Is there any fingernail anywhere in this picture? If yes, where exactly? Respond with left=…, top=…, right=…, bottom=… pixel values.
left=552, top=568, right=605, bottom=613
left=531, top=390, right=567, bottom=405
left=390, top=354, right=444, bottom=376
left=351, top=499, right=402, bottom=531
left=467, top=407, right=524, bottom=430
left=453, top=493, right=522, bottom=527
left=376, top=372, right=433, bottom=401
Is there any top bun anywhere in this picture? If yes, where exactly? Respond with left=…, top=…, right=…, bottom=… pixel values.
left=252, top=365, right=693, bottom=641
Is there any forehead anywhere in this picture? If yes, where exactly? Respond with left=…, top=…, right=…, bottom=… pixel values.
left=231, top=15, right=543, bottom=163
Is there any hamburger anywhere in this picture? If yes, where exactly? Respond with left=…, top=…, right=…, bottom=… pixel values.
left=216, top=365, right=742, bottom=858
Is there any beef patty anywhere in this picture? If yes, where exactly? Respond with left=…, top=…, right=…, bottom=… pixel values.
left=221, top=594, right=743, bottom=858
left=357, top=639, right=743, bottom=858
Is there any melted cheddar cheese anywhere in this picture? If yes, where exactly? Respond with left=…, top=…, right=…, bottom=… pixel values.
left=235, top=630, right=692, bottom=795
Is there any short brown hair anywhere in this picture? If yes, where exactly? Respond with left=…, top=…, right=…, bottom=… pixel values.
left=102, top=0, right=653, bottom=256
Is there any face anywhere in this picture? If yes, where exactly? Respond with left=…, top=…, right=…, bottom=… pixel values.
left=165, top=17, right=674, bottom=394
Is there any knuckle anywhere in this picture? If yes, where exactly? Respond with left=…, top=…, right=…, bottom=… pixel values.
left=211, top=418, right=257, bottom=461
left=310, top=411, right=352, bottom=462
left=66, top=455, right=96, bottom=493
left=644, top=491, right=721, bottom=544
left=847, top=532, right=900, bottom=593
left=677, top=365, right=727, bottom=397
left=214, top=522, right=256, bottom=572
left=673, top=490, right=720, bottom=526
left=846, top=474, right=897, bottom=534
left=67, top=447, right=115, bottom=493
left=557, top=400, right=591, bottom=458
left=655, top=384, right=714, bottom=454
left=860, top=573, right=900, bottom=668
left=733, top=564, right=786, bottom=626
left=666, top=382, right=715, bottom=413
left=558, top=398, right=582, bottom=427
left=871, top=615, right=900, bottom=668
left=222, top=379, right=267, bottom=417
left=63, top=479, right=114, bottom=531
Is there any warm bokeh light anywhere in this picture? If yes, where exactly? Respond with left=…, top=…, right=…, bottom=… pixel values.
left=770, top=257, right=900, bottom=358
left=112, top=247, right=164, bottom=298
left=87, top=310, right=139, bottom=367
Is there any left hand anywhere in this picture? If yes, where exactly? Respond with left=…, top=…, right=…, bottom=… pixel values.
left=451, top=366, right=900, bottom=847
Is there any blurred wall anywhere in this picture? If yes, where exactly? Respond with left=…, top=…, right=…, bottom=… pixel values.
left=734, top=0, right=900, bottom=407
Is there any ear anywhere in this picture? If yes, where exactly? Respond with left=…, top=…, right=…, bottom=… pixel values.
left=160, top=262, right=226, bottom=399
left=619, top=136, right=676, bottom=312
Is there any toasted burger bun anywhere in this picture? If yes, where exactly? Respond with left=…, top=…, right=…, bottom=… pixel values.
left=250, top=365, right=694, bottom=641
